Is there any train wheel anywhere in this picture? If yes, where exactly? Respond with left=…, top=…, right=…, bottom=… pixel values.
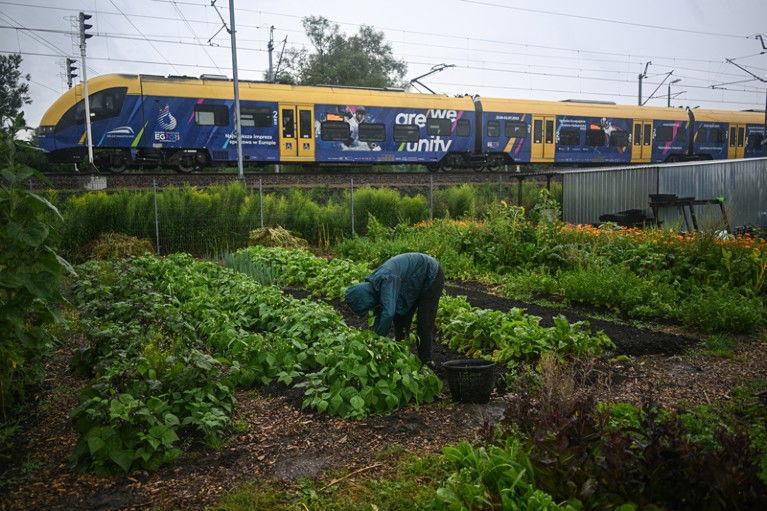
left=171, top=151, right=206, bottom=173
left=484, top=154, right=505, bottom=172
left=106, top=153, right=128, bottom=174
left=440, top=154, right=464, bottom=172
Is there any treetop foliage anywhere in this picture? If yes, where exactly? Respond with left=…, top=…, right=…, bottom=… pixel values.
left=276, top=16, right=407, bottom=88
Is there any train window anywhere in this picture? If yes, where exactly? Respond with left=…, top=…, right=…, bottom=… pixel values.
left=558, top=129, right=580, bottom=146
left=656, top=126, right=686, bottom=143
left=393, top=124, right=420, bottom=142
left=747, top=134, right=764, bottom=149
left=696, top=129, right=708, bottom=144
left=320, top=120, right=350, bottom=141
left=609, top=131, right=630, bottom=147
left=56, top=100, right=85, bottom=132
left=729, top=127, right=736, bottom=147
left=195, top=104, right=229, bottom=126
left=643, top=124, right=652, bottom=145
left=359, top=123, right=386, bottom=142
left=711, top=128, right=725, bottom=144
left=737, top=127, right=745, bottom=147
left=505, top=121, right=527, bottom=138
left=299, top=110, right=312, bottom=138
left=487, top=120, right=500, bottom=138
left=282, top=109, right=295, bottom=138
left=533, top=120, right=543, bottom=143
left=545, top=120, right=554, bottom=144
left=633, top=124, right=641, bottom=146
left=585, top=128, right=605, bottom=146
left=456, top=119, right=471, bottom=137
left=56, top=87, right=127, bottom=132
left=89, top=87, right=127, bottom=122
left=427, top=118, right=452, bottom=137
left=241, top=106, right=272, bottom=128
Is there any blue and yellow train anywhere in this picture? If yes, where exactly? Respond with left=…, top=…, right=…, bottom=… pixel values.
left=37, top=73, right=767, bottom=173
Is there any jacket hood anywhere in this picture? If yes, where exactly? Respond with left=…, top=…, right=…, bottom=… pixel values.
left=345, top=282, right=376, bottom=316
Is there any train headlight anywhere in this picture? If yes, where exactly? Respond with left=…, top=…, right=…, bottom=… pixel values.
left=38, top=126, right=55, bottom=135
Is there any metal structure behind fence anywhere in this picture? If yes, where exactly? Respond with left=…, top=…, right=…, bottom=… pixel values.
left=562, top=157, right=767, bottom=230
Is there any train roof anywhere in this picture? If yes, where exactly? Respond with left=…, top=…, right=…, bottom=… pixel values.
left=40, top=73, right=766, bottom=126
left=479, top=97, right=765, bottom=124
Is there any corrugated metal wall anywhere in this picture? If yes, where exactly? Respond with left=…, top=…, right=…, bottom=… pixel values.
left=562, top=165, right=658, bottom=225
left=563, top=157, right=767, bottom=230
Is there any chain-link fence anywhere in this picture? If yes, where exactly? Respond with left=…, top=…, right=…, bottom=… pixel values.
left=57, top=177, right=561, bottom=257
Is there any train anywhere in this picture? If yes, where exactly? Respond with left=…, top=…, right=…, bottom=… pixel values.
left=37, top=73, right=767, bottom=173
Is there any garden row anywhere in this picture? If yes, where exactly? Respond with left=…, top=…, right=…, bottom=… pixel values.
left=70, top=255, right=441, bottom=474
left=234, top=246, right=614, bottom=369
left=337, top=209, right=766, bottom=333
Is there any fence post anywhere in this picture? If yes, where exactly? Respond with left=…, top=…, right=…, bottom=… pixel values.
left=350, top=177, right=355, bottom=236
left=429, top=175, right=434, bottom=220
left=259, top=177, right=264, bottom=228
left=517, top=176, right=523, bottom=206
left=152, top=179, right=160, bottom=255
left=497, top=174, right=502, bottom=202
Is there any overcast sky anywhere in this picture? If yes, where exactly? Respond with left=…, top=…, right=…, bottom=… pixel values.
left=2, top=0, right=766, bottom=127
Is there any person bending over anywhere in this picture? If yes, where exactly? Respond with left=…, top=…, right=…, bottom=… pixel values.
left=345, top=253, right=444, bottom=365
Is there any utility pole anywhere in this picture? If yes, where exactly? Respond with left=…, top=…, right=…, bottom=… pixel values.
left=267, top=26, right=274, bottom=82
left=78, top=12, right=94, bottom=169
left=668, top=78, right=681, bottom=107
left=638, top=61, right=651, bottom=106
left=227, top=0, right=244, bottom=179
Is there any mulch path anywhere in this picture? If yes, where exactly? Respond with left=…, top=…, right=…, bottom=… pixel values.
left=3, top=282, right=764, bottom=510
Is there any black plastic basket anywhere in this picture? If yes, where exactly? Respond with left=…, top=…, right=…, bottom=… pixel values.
left=442, top=359, right=496, bottom=404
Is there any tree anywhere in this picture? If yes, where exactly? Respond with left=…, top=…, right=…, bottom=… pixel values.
left=0, top=54, right=31, bottom=130
left=277, top=17, right=407, bottom=88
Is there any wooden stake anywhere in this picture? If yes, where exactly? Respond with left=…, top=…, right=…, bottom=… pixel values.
left=318, top=463, right=382, bottom=492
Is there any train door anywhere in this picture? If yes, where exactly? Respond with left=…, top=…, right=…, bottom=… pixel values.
left=279, top=104, right=315, bottom=162
left=631, top=120, right=652, bottom=163
left=642, top=121, right=653, bottom=161
left=727, top=124, right=746, bottom=159
left=531, top=115, right=555, bottom=161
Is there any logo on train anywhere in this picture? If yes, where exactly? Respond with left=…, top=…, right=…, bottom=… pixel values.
left=157, top=105, right=177, bottom=130
left=105, top=126, right=135, bottom=138
left=154, top=105, right=180, bottom=142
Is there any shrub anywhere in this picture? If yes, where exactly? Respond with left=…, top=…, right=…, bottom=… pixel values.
left=84, top=232, right=155, bottom=260
left=559, top=264, right=676, bottom=318
left=0, top=117, right=70, bottom=417
left=678, top=287, right=764, bottom=333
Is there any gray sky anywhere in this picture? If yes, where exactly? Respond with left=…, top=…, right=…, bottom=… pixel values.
left=2, top=0, right=766, bottom=127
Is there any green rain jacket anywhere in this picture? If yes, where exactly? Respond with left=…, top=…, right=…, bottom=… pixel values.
left=344, top=253, right=440, bottom=337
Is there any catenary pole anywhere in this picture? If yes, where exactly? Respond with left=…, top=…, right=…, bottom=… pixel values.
left=228, top=0, right=244, bottom=179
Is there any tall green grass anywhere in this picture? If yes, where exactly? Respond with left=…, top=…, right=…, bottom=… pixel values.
left=56, top=181, right=561, bottom=256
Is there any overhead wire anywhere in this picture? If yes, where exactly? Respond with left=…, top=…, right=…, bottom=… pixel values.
left=456, top=0, right=749, bottom=39
left=169, top=0, right=222, bottom=72
left=2, top=0, right=756, bottom=67
left=107, top=0, right=180, bottom=73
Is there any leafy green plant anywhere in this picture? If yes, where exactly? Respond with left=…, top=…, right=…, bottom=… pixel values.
left=436, top=296, right=613, bottom=368
left=433, top=440, right=577, bottom=510
left=0, top=115, right=72, bottom=417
